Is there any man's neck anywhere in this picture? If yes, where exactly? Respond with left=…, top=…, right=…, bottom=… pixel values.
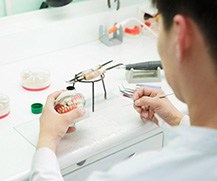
left=188, top=86, right=217, bottom=129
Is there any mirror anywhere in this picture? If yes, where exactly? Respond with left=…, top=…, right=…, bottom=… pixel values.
left=0, top=0, right=121, bottom=18
left=0, top=0, right=97, bottom=17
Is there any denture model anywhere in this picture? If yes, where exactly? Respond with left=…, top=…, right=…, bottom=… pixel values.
left=54, top=87, right=85, bottom=115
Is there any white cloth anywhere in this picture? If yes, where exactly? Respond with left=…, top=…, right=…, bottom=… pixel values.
left=179, top=115, right=190, bottom=126
left=29, top=117, right=217, bottom=181
left=29, top=148, right=63, bottom=181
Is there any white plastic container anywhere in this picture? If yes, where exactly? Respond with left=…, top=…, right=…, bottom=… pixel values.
left=0, top=94, right=10, bottom=119
left=21, top=68, right=51, bottom=91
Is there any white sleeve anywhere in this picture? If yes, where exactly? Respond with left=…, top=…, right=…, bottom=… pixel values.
left=179, top=115, right=190, bottom=126
left=29, top=147, right=64, bottom=181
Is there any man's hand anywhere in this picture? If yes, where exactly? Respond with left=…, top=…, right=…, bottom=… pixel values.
left=133, top=87, right=184, bottom=126
left=37, top=91, right=86, bottom=153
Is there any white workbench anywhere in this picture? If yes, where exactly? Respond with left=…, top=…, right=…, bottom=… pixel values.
left=0, top=2, right=187, bottom=181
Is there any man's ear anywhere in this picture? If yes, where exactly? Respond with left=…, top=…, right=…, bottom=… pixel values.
left=173, top=15, right=191, bottom=62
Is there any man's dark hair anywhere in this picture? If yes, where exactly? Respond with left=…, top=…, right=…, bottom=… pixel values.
left=152, top=0, right=217, bottom=63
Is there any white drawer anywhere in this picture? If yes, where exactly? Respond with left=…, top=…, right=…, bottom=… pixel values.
left=63, top=132, right=163, bottom=181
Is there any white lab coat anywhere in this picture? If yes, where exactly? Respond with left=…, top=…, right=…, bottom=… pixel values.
left=29, top=117, right=217, bottom=181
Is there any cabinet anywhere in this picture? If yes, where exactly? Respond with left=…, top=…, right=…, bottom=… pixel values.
left=63, top=132, right=163, bottom=181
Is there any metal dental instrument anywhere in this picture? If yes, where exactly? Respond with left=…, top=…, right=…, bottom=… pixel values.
left=66, top=61, right=123, bottom=84
left=66, top=60, right=123, bottom=112
left=158, top=93, right=174, bottom=99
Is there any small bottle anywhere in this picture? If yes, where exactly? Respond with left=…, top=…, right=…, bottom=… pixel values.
left=54, top=86, right=85, bottom=126
left=0, top=94, right=10, bottom=119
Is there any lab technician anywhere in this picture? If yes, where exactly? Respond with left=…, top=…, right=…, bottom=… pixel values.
left=30, top=0, right=217, bottom=180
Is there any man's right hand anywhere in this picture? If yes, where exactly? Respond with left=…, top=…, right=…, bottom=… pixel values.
left=133, top=87, right=184, bottom=126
